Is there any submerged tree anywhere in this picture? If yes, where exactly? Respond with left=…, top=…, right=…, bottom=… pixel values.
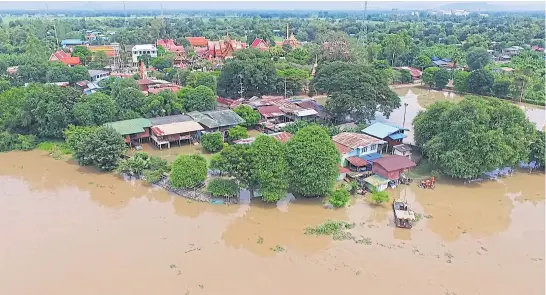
left=286, top=125, right=339, bottom=197
left=170, top=154, right=207, bottom=188
left=413, top=96, right=537, bottom=179
left=250, top=135, right=289, bottom=202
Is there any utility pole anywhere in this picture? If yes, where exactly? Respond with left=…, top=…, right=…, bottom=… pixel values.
left=238, top=75, right=244, bottom=99
left=402, top=103, right=409, bottom=128
left=284, top=78, right=287, bottom=98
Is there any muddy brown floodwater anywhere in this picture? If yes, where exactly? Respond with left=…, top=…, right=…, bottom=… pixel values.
left=0, top=150, right=544, bottom=295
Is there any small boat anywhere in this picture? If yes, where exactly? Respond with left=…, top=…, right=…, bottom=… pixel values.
left=393, top=199, right=416, bottom=229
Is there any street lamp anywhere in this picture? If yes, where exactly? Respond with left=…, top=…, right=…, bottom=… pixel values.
left=402, top=103, right=409, bottom=128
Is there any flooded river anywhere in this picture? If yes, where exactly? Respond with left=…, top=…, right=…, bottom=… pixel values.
left=0, top=150, right=544, bottom=295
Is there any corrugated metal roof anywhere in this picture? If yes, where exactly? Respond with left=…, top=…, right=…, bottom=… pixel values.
left=373, top=155, right=416, bottom=172
left=335, top=142, right=352, bottom=154
left=149, top=115, right=193, bottom=125
left=258, top=105, right=284, bottom=118
left=388, top=133, right=407, bottom=140
left=332, top=132, right=385, bottom=149
left=347, top=156, right=369, bottom=167
left=362, top=122, right=407, bottom=139
left=188, top=110, right=245, bottom=128
left=363, top=174, right=390, bottom=186
left=104, top=118, right=152, bottom=136
left=363, top=153, right=383, bottom=162
left=151, top=121, right=203, bottom=136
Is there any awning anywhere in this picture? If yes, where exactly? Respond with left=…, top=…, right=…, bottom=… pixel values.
left=363, top=153, right=383, bottom=162
left=388, top=133, right=407, bottom=140
left=346, top=156, right=369, bottom=167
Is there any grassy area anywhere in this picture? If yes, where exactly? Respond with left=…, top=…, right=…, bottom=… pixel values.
left=37, top=141, right=72, bottom=154
left=304, top=220, right=356, bottom=241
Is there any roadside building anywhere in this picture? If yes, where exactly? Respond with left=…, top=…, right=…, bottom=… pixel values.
left=105, top=118, right=152, bottom=146
left=332, top=132, right=386, bottom=171
left=393, top=144, right=413, bottom=160
left=49, top=50, right=81, bottom=66
left=371, top=155, right=416, bottom=181
left=362, top=122, right=408, bottom=153
left=250, top=38, right=269, bottom=51
left=131, top=44, right=158, bottom=66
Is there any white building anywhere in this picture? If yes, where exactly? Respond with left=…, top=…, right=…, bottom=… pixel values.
left=131, top=44, right=158, bottom=65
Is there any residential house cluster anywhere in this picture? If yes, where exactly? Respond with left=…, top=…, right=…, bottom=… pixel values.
left=238, top=96, right=321, bottom=133
left=104, top=109, right=245, bottom=150
left=335, top=121, right=416, bottom=192
left=49, top=50, right=81, bottom=66
left=393, top=66, right=422, bottom=81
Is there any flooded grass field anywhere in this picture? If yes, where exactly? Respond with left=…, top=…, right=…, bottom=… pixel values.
left=0, top=150, right=544, bottom=295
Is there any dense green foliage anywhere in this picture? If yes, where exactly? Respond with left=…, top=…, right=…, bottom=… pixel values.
left=117, top=152, right=169, bottom=183
left=413, top=97, right=539, bottom=179
left=73, top=92, right=118, bottom=126
left=207, top=178, right=239, bottom=198
left=371, top=190, right=390, bottom=204
left=233, top=105, right=260, bottom=127
left=312, top=62, right=400, bottom=123
left=200, top=132, right=224, bottom=153
left=0, top=131, right=37, bottom=152
left=178, top=85, right=216, bottom=112
left=217, top=58, right=278, bottom=98
left=329, top=188, right=350, bottom=208
left=227, top=125, right=248, bottom=142
left=66, top=125, right=127, bottom=171
left=210, top=144, right=255, bottom=188
left=251, top=135, right=289, bottom=202
left=466, top=47, right=492, bottom=71
left=170, top=154, right=208, bottom=188
left=286, top=125, right=339, bottom=197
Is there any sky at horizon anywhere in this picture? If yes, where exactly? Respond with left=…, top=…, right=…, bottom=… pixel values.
left=1, top=1, right=544, bottom=12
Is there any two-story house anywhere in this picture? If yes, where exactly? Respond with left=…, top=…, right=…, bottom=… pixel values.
left=131, top=44, right=158, bottom=66
left=362, top=121, right=409, bottom=154
left=332, top=132, right=385, bottom=171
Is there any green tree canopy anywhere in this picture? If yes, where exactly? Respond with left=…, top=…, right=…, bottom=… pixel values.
left=170, top=154, right=207, bottom=188
left=233, top=104, right=260, bottom=127
left=217, top=58, right=278, bottom=98
left=434, top=68, right=450, bottom=89
left=413, top=97, right=537, bottom=179
left=312, top=61, right=400, bottom=123
left=207, top=178, right=239, bottom=198
left=73, top=92, right=118, bottom=126
left=453, top=70, right=470, bottom=92
left=286, top=125, right=339, bottom=197
left=422, top=67, right=440, bottom=88
left=227, top=125, right=248, bottom=141
left=250, top=135, right=289, bottom=202
left=67, top=125, right=127, bottom=171
left=467, top=69, right=494, bottom=95
left=200, top=132, right=224, bottom=153
left=178, top=85, right=216, bottom=112
left=466, top=47, right=492, bottom=71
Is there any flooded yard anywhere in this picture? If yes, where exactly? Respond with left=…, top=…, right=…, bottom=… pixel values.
left=0, top=150, right=544, bottom=295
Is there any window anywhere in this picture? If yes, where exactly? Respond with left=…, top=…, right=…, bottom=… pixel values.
left=371, top=144, right=377, bottom=150
left=362, top=146, right=368, bottom=153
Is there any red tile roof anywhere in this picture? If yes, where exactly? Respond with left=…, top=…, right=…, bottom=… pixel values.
left=147, top=85, right=182, bottom=95
left=346, top=156, right=369, bottom=167
left=335, top=142, right=352, bottom=154
left=332, top=132, right=384, bottom=149
left=270, top=131, right=292, bottom=143
left=338, top=165, right=350, bottom=174
left=49, top=50, right=81, bottom=66
left=137, top=79, right=154, bottom=85
left=250, top=38, right=269, bottom=51
left=88, top=45, right=116, bottom=57
left=186, top=37, right=209, bottom=47
left=157, top=39, right=185, bottom=53
left=372, top=155, right=416, bottom=172
left=258, top=105, right=284, bottom=118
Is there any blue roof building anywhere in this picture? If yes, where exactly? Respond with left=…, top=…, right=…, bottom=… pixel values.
left=61, top=39, right=87, bottom=47
left=362, top=121, right=409, bottom=149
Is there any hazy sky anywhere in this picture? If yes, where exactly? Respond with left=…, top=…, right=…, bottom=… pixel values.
left=1, top=1, right=544, bottom=11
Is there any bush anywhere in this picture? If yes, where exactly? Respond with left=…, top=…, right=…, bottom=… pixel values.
left=370, top=190, right=390, bottom=204
left=170, top=154, right=207, bottom=188
left=66, top=126, right=126, bottom=171
left=329, top=188, right=351, bottom=208
left=117, top=152, right=169, bottom=182
left=0, top=132, right=37, bottom=152
left=227, top=125, right=248, bottom=141
left=200, top=132, right=224, bottom=152
left=207, top=178, right=239, bottom=197
left=347, top=181, right=359, bottom=194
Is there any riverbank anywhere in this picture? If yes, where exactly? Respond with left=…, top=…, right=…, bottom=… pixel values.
left=0, top=149, right=543, bottom=295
